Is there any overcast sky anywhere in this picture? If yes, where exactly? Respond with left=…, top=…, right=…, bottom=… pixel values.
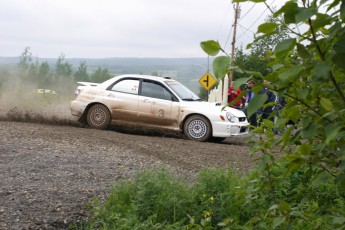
left=0, top=0, right=280, bottom=58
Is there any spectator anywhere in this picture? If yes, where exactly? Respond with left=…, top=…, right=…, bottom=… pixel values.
left=257, top=80, right=277, bottom=123
left=244, top=80, right=257, bottom=126
left=228, top=81, right=243, bottom=110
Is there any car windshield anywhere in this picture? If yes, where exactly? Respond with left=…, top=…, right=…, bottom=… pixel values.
left=166, top=81, right=200, bottom=101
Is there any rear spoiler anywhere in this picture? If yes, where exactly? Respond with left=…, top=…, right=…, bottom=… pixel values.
left=77, top=82, right=100, bottom=87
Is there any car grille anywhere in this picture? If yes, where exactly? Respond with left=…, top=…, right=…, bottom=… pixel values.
left=239, top=117, right=246, bottom=122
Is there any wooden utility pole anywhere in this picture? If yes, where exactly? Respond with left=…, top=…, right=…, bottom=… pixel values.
left=229, top=2, right=240, bottom=87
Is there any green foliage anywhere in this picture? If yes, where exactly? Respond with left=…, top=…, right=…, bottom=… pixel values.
left=198, top=85, right=208, bottom=100
left=55, top=53, right=72, bottom=78
left=18, top=46, right=32, bottom=71
left=203, top=0, right=345, bottom=228
left=82, top=166, right=345, bottom=229
left=74, top=62, right=89, bottom=82
left=90, top=67, right=112, bottom=83
left=213, top=56, right=231, bottom=79
left=200, top=40, right=222, bottom=56
left=84, top=168, right=192, bottom=229
left=1, top=48, right=109, bottom=101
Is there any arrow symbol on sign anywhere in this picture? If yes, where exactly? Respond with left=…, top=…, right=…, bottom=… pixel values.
left=203, top=76, right=209, bottom=87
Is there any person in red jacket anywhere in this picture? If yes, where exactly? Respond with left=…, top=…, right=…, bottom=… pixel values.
left=228, top=82, right=243, bottom=110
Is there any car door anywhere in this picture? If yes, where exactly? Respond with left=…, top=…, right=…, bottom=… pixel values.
left=103, top=78, right=139, bottom=123
left=138, top=80, right=180, bottom=129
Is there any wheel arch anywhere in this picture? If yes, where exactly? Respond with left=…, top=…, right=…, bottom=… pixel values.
left=180, top=113, right=213, bottom=135
left=78, top=102, right=111, bottom=124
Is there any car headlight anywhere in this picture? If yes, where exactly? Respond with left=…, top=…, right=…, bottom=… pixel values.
left=226, top=112, right=236, bottom=123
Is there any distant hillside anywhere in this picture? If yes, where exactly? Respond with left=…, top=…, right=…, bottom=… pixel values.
left=0, top=57, right=214, bottom=93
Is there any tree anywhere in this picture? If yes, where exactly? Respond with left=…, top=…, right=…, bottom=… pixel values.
left=74, top=62, right=89, bottom=82
left=233, top=15, right=290, bottom=80
left=18, top=47, right=32, bottom=71
left=90, top=67, right=112, bottom=83
left=27, top=60, right=39, bottom=82
left=201, top=0, right=345, bottom=228
left=233, top=47, right=271, bottom=80
left=151, top=70, right=159, bottom=76
left=55, top=53, right=72, bottom=78
left=37, top=62, right=52, bottom=88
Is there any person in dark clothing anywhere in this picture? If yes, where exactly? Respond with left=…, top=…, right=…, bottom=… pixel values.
left=244, top=80, right=257, bottom=126
left=257, top=89, right=277, bottom=121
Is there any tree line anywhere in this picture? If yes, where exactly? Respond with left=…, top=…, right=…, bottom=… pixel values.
left=13, top=47, right=112, bottom=92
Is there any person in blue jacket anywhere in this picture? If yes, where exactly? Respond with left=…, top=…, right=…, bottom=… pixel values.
left=257, top=80, right=277, bottom=123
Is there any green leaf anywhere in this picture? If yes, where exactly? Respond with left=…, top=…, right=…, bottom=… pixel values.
left=332, top=53, right=345, bottom=70
left=285, top=105, right=301, bottom=123
left=247, top=93, right=268, bottom=119
left=297, top=144, right=312, bottom=155
left=336, top=173, right=345, bottom=189
left=213, top=56, right=230, bottom=79
left=272, top=216, right=286, bottom=228
left=243, top=70, right=263, bottom=78
left=262, top=119, right=274, bottom=129
left=302, top=124, right=317, bottom=139
left=268, top=204, right=279, bottom=211
left=272, top=64, right=284, bottom=71
left=275, top=1, right=298, bottom=24
left=313, top=13, right=333, bottom=30
left=311, top=171, right=331, bottom=187
left=257, top=22, right=279, bottom=34
left=279, top=65, right=303, bottom=82
left=275, top=38, right=296, bottom=59
left=320, top=97, right=334, bottom=111
left=296, top=43, right=309, bottom=59
left=297, top=88, right=309, bottom=101
left=333, top=38, right=345, bottom=54
left=295, top=7, right=316, bottom=23
left=314, top=63, right=330, bottom=80
left=265, top=72, right=279, bottom=82
left=332, top=216, right=345, bottom=225
left=233, top=77, right=250, bottom=90
left=325, top=123, right=342, bottom=145
left=286, top=158, right=305, bottom=174
left=279, top=200, right=291, bottom=212
left=327, top=0, right=342, bottom=12
left=200, top=40, right=221, bottom=56
left=341, top=1, right=345, bottom=22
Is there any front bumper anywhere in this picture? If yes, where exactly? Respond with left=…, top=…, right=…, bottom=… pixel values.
left=212, top=121, right=250, bottom=137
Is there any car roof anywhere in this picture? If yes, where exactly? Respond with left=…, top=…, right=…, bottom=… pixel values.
left=120, top=74, right=174, bottom=82
left=103, top=74, right=176, bottom=85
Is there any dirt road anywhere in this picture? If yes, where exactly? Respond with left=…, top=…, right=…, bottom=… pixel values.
left=0, top=117, right=254, bottom=229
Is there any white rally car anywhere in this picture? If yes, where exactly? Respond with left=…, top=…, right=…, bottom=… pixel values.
left=70, top=74, right=249, bottom=142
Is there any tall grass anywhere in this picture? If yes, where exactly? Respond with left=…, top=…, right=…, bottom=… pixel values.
left=80, top=164, right=345, bottom=229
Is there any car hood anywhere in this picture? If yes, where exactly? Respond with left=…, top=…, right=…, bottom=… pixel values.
left=180, top=101, right=245, bottom=117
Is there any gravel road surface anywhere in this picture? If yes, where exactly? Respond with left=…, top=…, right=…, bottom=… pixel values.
left=0, top=109, right=254, bottom=229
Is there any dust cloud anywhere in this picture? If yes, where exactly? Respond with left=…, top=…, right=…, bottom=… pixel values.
left=0, top=68, right=81, bottom=127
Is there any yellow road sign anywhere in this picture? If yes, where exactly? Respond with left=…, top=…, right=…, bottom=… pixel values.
left=199, top=72, right=217, bottom=90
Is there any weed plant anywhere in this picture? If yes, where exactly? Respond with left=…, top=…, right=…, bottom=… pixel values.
left=80, top=163, right=344, bottom=229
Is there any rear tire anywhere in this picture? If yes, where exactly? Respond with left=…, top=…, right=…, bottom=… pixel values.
left=184, top=115, right=212, bottom=142
left=86, top=104, right=111, bottom=130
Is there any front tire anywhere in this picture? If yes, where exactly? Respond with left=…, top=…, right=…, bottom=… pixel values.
left=184, top=115, right=212, bottom=142
left=86, top=104, right=111, bottom=130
